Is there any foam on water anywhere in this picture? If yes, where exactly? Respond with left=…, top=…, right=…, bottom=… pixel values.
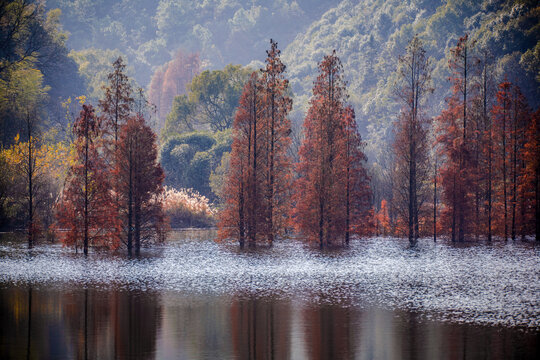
left=1, top=232, right=539, bottom=329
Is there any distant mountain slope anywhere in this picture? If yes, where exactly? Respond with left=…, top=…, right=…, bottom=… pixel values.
left=282, top=0, right=539, bottom=162
left=45, top=0, right=338, bottom=85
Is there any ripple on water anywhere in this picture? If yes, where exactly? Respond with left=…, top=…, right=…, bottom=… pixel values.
left=0, top=234, right=539, bottom=329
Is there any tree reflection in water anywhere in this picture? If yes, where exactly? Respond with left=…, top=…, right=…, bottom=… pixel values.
left=1, top=287, right=538, bottom=359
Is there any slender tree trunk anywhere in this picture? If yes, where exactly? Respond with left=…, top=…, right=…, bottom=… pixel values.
left=502, top=107, right=508, bottom=241
left=244, top=106, right=252, bottom=248
left=127, top=137, right=133, bottom=256
left=433, top=156, right=437, bottom=242
left=487, top=124, right=493, bottom=242
left=409, top=137, right=414, bottom=245
left=326, top=70, right=334, bottom=247
left=475, top=111, right=480, bottom=241
left=536, top=161, right=539, bottom=241
left=134, top=133, right=141, bottom=256
left=268, top=90, right=275, bottom=245
left=459, top=41, right=467, bottom=243
left=484, top=65, right=492, bottom=242
left=249, top=86, right=258, bottom=248
left=84, top=113, right=89, bottom=256
left=27, top=117, right=33, bottom=249
left=520, top=157, right=526, bottom=241
left=345, top=151, right=350, bottom=246
left=511, top=104, right=517, bottom=241
left=319, top=196, right=324, bottom=250
left=239, top=170, right=245, bottom=249
left=452, top=173, right=457, bottom=242
left=134, top=203, right=141, bottom=256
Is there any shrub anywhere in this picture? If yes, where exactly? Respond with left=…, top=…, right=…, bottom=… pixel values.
left=162, top=186, right=216, bottom=228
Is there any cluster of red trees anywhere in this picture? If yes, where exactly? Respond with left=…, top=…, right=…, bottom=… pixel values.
left=218, top=44, right=372, bottom=248
left=218, top=40, right=293, bottom=247
left=294, top=53, right=371, bottom=248
left=437, top=36, right=539, bottom=242
left=222, top=36, right=539, bottom=247
left=384, top=35, right=539, bottom=242
left=56, top=58, right=166, bottom=255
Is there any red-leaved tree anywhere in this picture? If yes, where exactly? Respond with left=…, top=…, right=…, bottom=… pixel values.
left=521, top=109, right=540, bottom=240
left=259, top=39, right=293, bottom=244
left=218, top=73, right=262, bottom=248
left=114, top=115, right=167, bottom=256
left=218, top=40, right=293, bottom=247
left=342, top=106, right=371, bottom=244
left=56, top=105, right=119, bottom=254
left=99, top=57, right=134, bottom=148
left=437, top=35, right=478, bottom=242
left=293, top=51, right=371, bottom=248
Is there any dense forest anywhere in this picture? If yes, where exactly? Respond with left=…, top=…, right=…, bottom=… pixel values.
left=0, top=0, right=538, bottom=253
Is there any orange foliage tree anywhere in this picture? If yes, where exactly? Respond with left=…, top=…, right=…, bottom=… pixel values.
left=492, top=80, right=512, bottom=239
left=218, top=74, right=261, bottom=247
left=259, top=39, right=293, bottom=244
left=56, top=105, right=118, bottom=254
left=436, top=35, right=478, bottom=242
left=492, top=81, right=532, bottom=240
left=293, top=51, right=371, bottom=248
left=521, top=109, right=540, bottom=240
left=218, top=40, right=292, bottom=247
left=375, top=199, right=391, bottom=236
left=114, top=115, right=167, bottom=256
left=99, top=57, right=134, bottom=148
left=342, top=106, right=371, bottom=243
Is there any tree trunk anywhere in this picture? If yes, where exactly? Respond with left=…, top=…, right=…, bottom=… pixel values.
left=487, top=128, right=493, bottom=242
left=83, top=112, right=89, bottom=256
left=534, top=155, right=540, bottom=241
left=511, top=104, right=517, bottom=241
left=452, top=173, right=457, bottom=242
left=345, top=163, right=350, bottom=246
left=433, top=157, right=437, bottom=242
left=239, top=176, right=245, bottom=249
left=27, top=117, right=33, bottom=249
left=249, top=87, right=257, bottom=248
left=503, top=106, right=508, bottom=241
left=127, top=137, right=133, bottom=256
left=268, top=90, right=275, bottom=245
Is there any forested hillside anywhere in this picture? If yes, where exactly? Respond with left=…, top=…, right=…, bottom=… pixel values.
left=282, top=0, right=539, bottom=160
left=45, top=0, right=337, bottom=85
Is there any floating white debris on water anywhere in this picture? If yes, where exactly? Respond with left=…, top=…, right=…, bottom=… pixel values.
left=0, top=234, right=539, bottom=329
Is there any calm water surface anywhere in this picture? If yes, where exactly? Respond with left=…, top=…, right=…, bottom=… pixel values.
left=1, top=230, right=539, bottom=359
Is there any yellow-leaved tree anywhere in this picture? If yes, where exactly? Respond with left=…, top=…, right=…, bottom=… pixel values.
left=0, top=133, right=73, bottom=244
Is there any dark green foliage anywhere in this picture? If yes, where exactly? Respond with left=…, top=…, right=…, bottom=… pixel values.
left=0, top=3, right=84, bottom=146
left=162, top=95, right=196, bottom=136
left=160, top=130, right=232, bottom=199
left=187, top=152, right=212, bottom=196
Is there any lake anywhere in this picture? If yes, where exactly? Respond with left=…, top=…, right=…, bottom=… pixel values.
left=1, top=230, right=539, bottom=359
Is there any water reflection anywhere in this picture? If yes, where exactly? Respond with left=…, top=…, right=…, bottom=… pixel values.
left=230, top=297, right=291, bottom=359
left=1, top=286, right=538, bottom=359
